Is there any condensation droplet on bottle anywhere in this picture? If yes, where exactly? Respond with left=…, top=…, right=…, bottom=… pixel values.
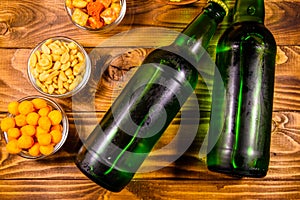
left=247, top=6, right=256, bottom=15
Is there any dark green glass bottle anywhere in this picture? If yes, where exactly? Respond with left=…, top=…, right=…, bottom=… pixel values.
left=207, top=0, right=276, bottom=177
left=75, top=0, right=227, bottom=192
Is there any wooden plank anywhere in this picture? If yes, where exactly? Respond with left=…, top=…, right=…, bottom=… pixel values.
left=0, top=111, right=299, bottom=181
left=0, top=179, right=299, bottom=199
left=0, top=45, right=300, bottom=112
left=0, top=0, right=299, bottom=48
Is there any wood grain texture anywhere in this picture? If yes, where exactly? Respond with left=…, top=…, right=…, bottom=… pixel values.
left=0, top=112, right=299, bottom=180
left=0, top=180, right=299, bottom=200
left=0, top=0, right=299, bottom=199
left=1, top=45, right=300, bottom=111
left=0, top=0, right=299, bottom=48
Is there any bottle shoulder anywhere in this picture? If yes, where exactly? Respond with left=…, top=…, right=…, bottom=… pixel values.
left=218, top=22, right=276, bottom=48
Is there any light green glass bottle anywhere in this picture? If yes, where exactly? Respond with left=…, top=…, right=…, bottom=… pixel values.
left=207, top=0, right=276, bottom=177
left=75, top=0, right=227, bottom=192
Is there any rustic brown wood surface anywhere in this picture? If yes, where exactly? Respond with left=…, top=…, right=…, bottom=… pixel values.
left=0, top=0, right=299, bottom=199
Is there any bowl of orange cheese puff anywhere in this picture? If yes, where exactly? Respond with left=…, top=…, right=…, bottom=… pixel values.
left=65, top=0, right=126, bottom=31
left=1, top=95, right=69, bottom=159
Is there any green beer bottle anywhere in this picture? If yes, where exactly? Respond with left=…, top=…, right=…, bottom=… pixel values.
left=75, top=0, right=228, bottom=192
left=207, top=0, right=276, bottom=177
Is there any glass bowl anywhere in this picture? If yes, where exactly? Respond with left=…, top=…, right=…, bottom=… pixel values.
left=65, top=0, right=126, bottom=32
left=3, top=95, right=69, bottom=159
left=27, top=36, right=91, bottom=98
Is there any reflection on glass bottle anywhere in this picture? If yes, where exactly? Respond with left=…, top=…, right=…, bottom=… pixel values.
left=75, top=0, right=227, bottom=192
left=207, top=0, right=276, bottom=177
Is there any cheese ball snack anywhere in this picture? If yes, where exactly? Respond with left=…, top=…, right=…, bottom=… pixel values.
left=1, top=96, right=69, bottom=159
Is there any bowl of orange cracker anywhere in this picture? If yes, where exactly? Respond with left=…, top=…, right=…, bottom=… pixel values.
left=1, top=95, right=69, bottom=159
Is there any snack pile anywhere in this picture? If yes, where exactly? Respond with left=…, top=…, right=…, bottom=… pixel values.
left=66, top=0, right=122, bottom=29
left=29, top=38, right=86, bottom=96
left=1, top=98, right=64, bottom=157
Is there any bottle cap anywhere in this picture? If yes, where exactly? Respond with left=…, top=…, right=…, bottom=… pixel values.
left=208, top=0, right=229, bottom=16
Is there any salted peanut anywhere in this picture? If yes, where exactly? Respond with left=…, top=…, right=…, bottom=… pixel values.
left=61, top=52, right=70, bottom=64
left=41, top=43, right=51, bottom=55
left=44, top=39, right=53, bottom=45
left=28, top=143, right=41, bottom=157
left=52, top=83, right=58, bottom=89
left=39, top=58, right=51, bottom=69
left=6, top=140, right=22, bottom=154
left=31, top=68, right=40, bottom=79
left=29, top=53, right=38, bottom=68
left=18, top=100, right=35, bottom=115
left=59, top=71, right=68, bottom=82
left=62, top=42, right=70, bottom=53
left=40, top=144, right=54, bottom=155
left=77, top=52, right=84, bottom=62
left=50, top=129, right=62, bottom=144
left=68, top=42, right=78, bottom=50
left=53, top=61, right=61, bottom=70
left=69, top=75, right=82, bottom=91
left=58, top=88, right=67, bottom=95
left=35, top=50, right=41, bottom=61
left=41, top=86, right=48, bottom=93
left=45, top=79, right=53, bottom=86
left=7, top=128, right=21, bottom=139
left=68, top=74, right=75, bottom=80
left=36, top=80, right=42, bottom=88
left=35, top=63, right=44, bottom=73
left=73, top=62, right=85, bottom=75
left=39, top=71, right=50, bottom=82
left=15, top=114, right=27, bottom=127
left=48, top=84, right=55, bottom=94
left=65, top=68, right=73, bottom=76
left=48, top=42, right=59, bottom=52
left=48, top=70, right=60, bottom=81
left=53, top=76, right=58, bottom=84
left=58, top=78, right=64, bottom=90
left=38, top=116, right=52, bottom=131
left=71, top=59, right=79, bottom=67
left=17, top=135, right=34, bottom=149
left=26, top=113, right=40, bottom=126
left=63, top=82, right=70, bottom=90
left=61, top=62, right=71, bottom=71
left=8, top=101, right=20, bottom=115
left=70, top=49, right=78, bottom=55
left=20, top=125, right=36, bottom=136
left=42, top=52, right=52, bottom=59
left=52, top=54, right=61, bottom=62
left=37, top=133, right=52, bottom=146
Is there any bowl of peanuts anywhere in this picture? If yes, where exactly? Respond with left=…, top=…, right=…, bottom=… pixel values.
left=27, top=37, right=91, bottom=98
left=65, top=0, right=126, bottom=31
left=1, top=95, right=69, bottom=159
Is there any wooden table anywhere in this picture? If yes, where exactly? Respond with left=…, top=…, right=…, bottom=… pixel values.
left=0, top=0, right=299, bottom=199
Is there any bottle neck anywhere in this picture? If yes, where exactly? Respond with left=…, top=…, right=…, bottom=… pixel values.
left=233, top=0, right=265, bottom=24
left=173, top=0, right=227, bottom=61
